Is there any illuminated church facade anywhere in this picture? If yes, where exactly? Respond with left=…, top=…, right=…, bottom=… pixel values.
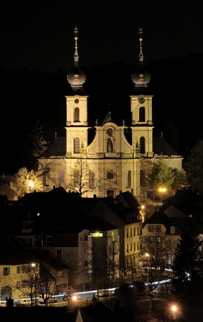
left=38, top=27, right=182, bottom=200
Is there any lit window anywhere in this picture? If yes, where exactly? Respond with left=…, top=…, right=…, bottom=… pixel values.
left=157, top=237, right=161, bottom=243
left=92, top=232, right=103, bottom=237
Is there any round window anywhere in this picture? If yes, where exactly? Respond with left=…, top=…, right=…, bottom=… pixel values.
left=107, top=171, right=114, bottom=179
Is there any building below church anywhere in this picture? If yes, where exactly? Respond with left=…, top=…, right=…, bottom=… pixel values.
left=38, top=27, right=182, bottom=201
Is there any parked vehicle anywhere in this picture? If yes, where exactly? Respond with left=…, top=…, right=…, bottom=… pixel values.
left=38, top=294, right=57, bottom=304
left=16, top=299, right=34, bottom=307
left=0, top=300, right=6, bottom=307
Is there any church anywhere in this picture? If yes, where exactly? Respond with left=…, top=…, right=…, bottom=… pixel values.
left=38, top=27, right=182, bottom=201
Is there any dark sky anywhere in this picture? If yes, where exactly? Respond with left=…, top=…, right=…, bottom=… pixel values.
left=1, top=0, right=203, bottom=72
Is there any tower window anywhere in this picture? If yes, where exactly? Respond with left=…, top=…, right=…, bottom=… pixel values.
left=74, top=137, right=80, bottom=153
left=74, top=107, right=80, bottom=122
left=139, top=136, right=145, bottom=153
left=139, top=107, right=145, bottom=122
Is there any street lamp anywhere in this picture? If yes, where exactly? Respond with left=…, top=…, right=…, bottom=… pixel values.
left=30, top=263, right=38, bottom=306
left=145, top=253, right=152, bottom=316
left=158, top=186, right=167, bottom=201
left=170, top=304, right=177, bottom=320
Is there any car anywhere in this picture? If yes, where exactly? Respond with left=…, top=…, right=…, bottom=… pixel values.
left=38, top=295, right=57, bottom=304
left=46, top=297, right=57, bottom=303
left=16, top=299, right=34, bottom=307
left=0, top=300, right=6, bottom=307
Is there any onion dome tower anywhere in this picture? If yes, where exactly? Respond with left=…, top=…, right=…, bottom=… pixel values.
left=132, top=27, right=151, bottom=90
left=67, top=26, right=86, bottom=92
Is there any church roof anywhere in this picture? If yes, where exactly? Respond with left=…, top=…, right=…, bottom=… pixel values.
left=153, top=137, right=181, bottom=157
left=40, top=137, right=66, bottom=158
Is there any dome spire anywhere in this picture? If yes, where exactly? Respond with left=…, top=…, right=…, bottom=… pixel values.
left=138, top=27, right=144, bottom=62
left=67, top=26, right=86, bottom=92
left=131, top=27, right=151, bottom=90
left=74, top=26, right=79, bottom=66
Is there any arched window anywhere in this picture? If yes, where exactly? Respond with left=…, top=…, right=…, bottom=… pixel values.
left=74, top=107, right=80, bottom=122
left=139, top=107, right=145, bottom=122
left=126, top=170, right=131, bottom=188
left=139, top=136, right=145, bottom=154
left=74, top=137, right=80, bottom=153
left=89, top=171, right=95, bottom=188
left=74, top=170, right=79, bottom=187
left=107, top=138, right=113, bottom=152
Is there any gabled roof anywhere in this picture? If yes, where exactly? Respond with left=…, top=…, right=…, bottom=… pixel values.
left=40, top=137, right=66, bottom=158
left=0, top=237, right=38, bottom=265
left=153, top=137, right=182, bottom=157
left=163, top=205, right=187, bottom=218
left=143, top=211, right=170, bottom=228
left=160, top=188, right=203, bottom=216
left=117, top=191, right=140, bottom=208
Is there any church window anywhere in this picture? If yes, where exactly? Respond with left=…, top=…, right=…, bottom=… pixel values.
left=107, top=138, right=113, bottom=152
left=107, top=171, right=114, bottom=179
left=89, top=171, right=95, bottom=188
left=74, top=137, right=80, bottom=153
left=139, top=107, right=145, bottom=122
left=126, top=170, right=131, bottom=187
left=74, top=98, right=79, bottom=104
left=74, top=74, right=79, bottom=79
left=58, top=170, right=64, bottom=186
left=107, top=190, right=114, bottom=198
left=139, top=136, right=145, bottom=153
left=74, top=107, right=80, bottom=122
left=74, top=170, right=79, bottom=187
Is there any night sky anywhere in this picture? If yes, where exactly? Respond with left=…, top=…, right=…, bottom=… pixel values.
left=1, top=0, right=203, bottom=72
left=1, top=0, right=203, bottom=174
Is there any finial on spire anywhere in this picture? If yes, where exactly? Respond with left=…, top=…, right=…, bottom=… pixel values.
left=138, top=27, right=144, bottom=62
left=74, top=26, right=79, bottom=65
